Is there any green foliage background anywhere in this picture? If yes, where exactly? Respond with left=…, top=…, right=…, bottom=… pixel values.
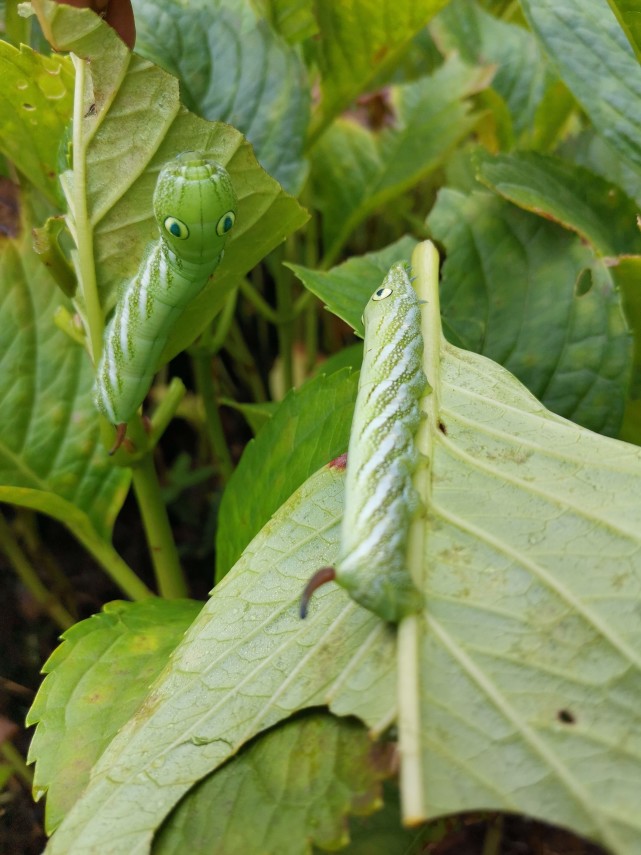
left=1, top=0, right=641, bottom=853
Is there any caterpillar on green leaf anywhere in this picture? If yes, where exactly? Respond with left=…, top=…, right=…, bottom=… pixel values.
left=300, top=262, right=428, bottom=623
left=94, top=151, right=237, bottom=453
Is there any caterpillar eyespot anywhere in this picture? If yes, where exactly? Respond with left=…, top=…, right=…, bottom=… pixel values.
left=94, top=151, right=238, bottom=453
left=164, top=216, right=189, bottom=240
left=300, top=262, right=429, bottom=623
left=216, top=211, right=236, bottom=235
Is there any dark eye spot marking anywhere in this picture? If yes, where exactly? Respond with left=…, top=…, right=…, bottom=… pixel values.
left=216, top=210, right=236, bottom=236
left=372, top=287, right=393, bottom=301
left=164, top=216, right=189, bottom=240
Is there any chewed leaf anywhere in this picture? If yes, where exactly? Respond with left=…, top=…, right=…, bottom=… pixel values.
left=0, top=42, right=73, bottom=206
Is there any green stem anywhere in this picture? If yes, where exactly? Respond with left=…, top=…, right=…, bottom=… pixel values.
left=398, top=240, right=442, bottom=825
left=274, top=259, right=294, bottom=392
left=147, top=378, right=186, bottom=450
left=131, top=455, right=188, bottom=598
left=74, top=528, right=153, bottom=600
left=192, top=354, right=234, bottom=483
left=238, top=278, right=281, bottom=324
left=70, top=55, right=104, bottom=367
left=226, top=320, right=267, bottom=402
left=0, top=514, right=74, bottom=630
left=1, top=741, right=33, bottom=789
left=304, top=300, right=318, bottom=374
left=482, top=815, right=504, bottom=855
left=201, top=289, right=238, bottom=355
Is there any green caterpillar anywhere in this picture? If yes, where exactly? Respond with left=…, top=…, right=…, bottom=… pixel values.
left=300, top=263, right=428, bottom=623
left=94, top=151, right=237, bottom=452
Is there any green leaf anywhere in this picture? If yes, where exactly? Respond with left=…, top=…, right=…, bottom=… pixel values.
left=311, top=56, right=486, bottom=263
left=132, top=0, right=310, bottom=194
left=32, top=0, right=308, bottom=364
left=427, top=189, right=632, bottom=436
left=476, top=150, right=641, bottom=256
left=26, top=599, right=201, bottom=833
left=520, top=0, right=641, bottom=176
left=434, top=0, right=557, bottom=141
left=289, top=235, right=418, bottom=335
left=605, top=0, right=641, bottom=65
left=0, top=193, right=130, bottom=543
left=43, top=463, right=397, bottom=854
left=42, top=243, right=641, bottom=855
left=255, top=0, right=318, bottom=43
left=561, top=130, right=641, bottom=209
left=215, top=368, right=359, bottom=579
left=310, top=0, right=450, bottom=138
left=0, top=41, right=73, bottom=206
left=153, top=713, right=390, bottom=855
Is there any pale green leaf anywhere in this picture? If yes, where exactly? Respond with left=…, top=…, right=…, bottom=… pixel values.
left=520, top=0, right=641, bottom=176
left=32, top=0, right=308, bottom=363
left=26, top=599, right=202, bottom=833
left=0, top=41, right=73, bottom=206
left=43, top=244, right=641, bottom=855
left=310, top=0, right=450, bottom=138
left=132, top=0, right=310, bottom=194
left=311, top=56, right=486, bottom=262
left=0, top=196, right=129, bottom=542
left=401, top=246, right=641, bottom=855
left=427, top=189, right=632, bottom=436
left=215, top=368, right=359, bottom=579
left=153, top=714, right=389, bottom=855
left=476, top=150, right=641, bottom=256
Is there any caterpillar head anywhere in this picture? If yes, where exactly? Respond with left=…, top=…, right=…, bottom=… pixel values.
left=362, top=262, right=420, bottom=333
left=153, top=151, right=238, bottom=266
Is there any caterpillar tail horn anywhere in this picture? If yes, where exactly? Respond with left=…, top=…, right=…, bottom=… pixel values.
left=299, top=566, right=336, bottom=618
left=109, top=423, right=128, bottom=456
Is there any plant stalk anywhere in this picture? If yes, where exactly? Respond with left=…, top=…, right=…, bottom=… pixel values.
left=131, top=455, right=188, bottom=598
left=0, top=513, right=74, bottom=630
left=192, top=353, right=234, bottom=483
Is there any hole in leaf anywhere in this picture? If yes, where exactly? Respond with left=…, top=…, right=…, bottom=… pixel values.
left=557, top=708, right=576, bottom=724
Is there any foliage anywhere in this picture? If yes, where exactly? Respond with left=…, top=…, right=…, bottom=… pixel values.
left=1, top=0, right=641, bottom=852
